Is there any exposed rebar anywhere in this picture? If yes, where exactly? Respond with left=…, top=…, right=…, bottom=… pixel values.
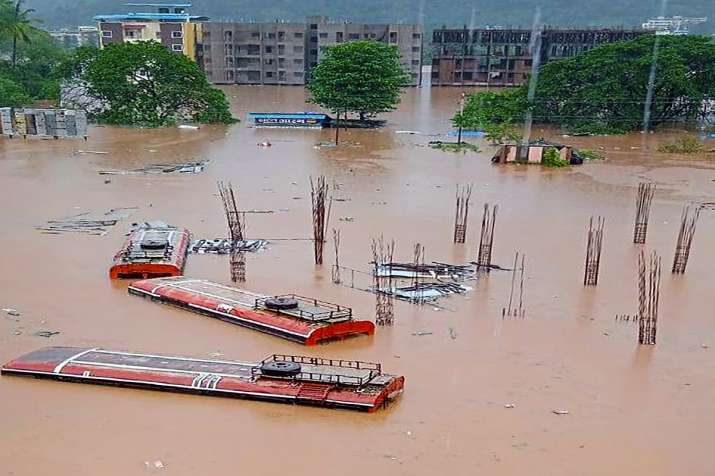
left=477, top=203, right=498, bottom=270
left=671, top=203, right=700, bottom=274
left=633, top=182, right=656, bottom=244
left=310, top=175, right=332, bottom=265
left=584, top=216, right=605, bottom=286
left=371, top=236, right=396, bottom=326
left=638, top=250, right=661, bottom=345
left=453, top=184, right=473, bottom=243
left=331, top=228, right=341, bottom=284
left=218, top=181, right=246, bottom=282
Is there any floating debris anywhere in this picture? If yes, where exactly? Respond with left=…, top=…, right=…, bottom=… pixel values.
left=2, top=308, right=20, bottom=317
left=375, top=262, right=476, bottom=281
left=552, top=409, right=570, bottom=415
left=385, top=282, right=469, bottom=302
left=34, top=331, right=60, bottom=338
left=144, top=460, right=166, bottom=470
left=36, top=208, right=136, bottom=235
left=190, top=239, right=268, bottom=254
left=98, top=160, right=208, bottom=176
left=504, top=403, right=516, bottom=409
left=411, top=331, right=433, bottom=336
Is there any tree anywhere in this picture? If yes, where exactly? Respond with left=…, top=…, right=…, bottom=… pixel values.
left=60, top=41, right=235, bottom=126
left=456, top=35, right=715, bottom=134
left=0, top=0, right=37, bottom=68
left=452, top=89, right=527, bottom=131
left=307, top=40, right=411, bottom=125
left=0, top=76, right=30, bottom=105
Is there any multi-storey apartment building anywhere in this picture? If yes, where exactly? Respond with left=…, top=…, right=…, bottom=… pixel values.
left=200, top=22, right=308, bottom=85
left=48, top=26, right=100, bottom=49
left=201, top=17, right=423, bottom=86
left=95, top=3, right=207, bottom=61
left=431, top=27, right=649, bottom=87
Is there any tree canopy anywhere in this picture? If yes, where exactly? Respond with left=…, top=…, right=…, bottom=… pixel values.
left=307, top=40, right=411, bottom=121
left=60, top=41, right=235, bottom=126
left=0, top=1, right=63, bottom=106
left=455, top=35, right=715, bottom=134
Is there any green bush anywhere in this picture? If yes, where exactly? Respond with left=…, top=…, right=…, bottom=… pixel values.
left=657, top=136, right=704, bottom=154
left=542, top=147, right=569, bottom=168
left=430, top=141, right=480, bottom=153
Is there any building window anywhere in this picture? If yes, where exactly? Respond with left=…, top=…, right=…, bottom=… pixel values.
left=412, top=59, right=420, bottom=65
left=310, top=49, right=317, bottom=55
left=265, top=46, right=273, bottom=53
left=413, top=33, right=421, bottom=39
left=279, top=71, right=286, bottom=81
left=309, top=24, right=317, bottom=30
left=293, top=45, right=303, bottom=53
left=264, top=58, right=274, bottom=65
left=389, top=32, right=397, bottom=43
left=336, top=32, right=343, bottom=42
left=172, top=44, right=183, bottom=52
left=251, top=31, right=259, bottom=38
left=319, top=32, right=328, bottom=38
left=247, top=44, right=260, bottom=55
left=266, top=71, right=273, bottom=78
left=171, top=30, right=183, bottom=39
left=412, top=46, right=420, bottom=52
left=278, top=44, right=285, bottom=55
left=348, top=33, right=359, bottom=40
left=278, top=31, right=285, bottom=40
left=266, top=32, right=275, bottom=39
left=294, top=32, right=303, bottom=38
left=293, top=58, right=303, bottom=65
left=125, top=30, right=138, bottom=39
left=102, top=30, right=112, bottom=38
left=294, top=71, right=303, bottom=77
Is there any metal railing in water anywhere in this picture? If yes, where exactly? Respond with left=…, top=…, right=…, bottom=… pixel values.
left=261, top=354, right=381, bottom=386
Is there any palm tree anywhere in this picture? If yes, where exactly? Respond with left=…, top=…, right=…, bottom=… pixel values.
left=0, top=0, right=36, bottom=68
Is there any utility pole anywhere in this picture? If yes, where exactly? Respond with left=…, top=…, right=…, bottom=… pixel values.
left=334, top=111, right=340, bottom=145
left=457, top=91, right=465, bottom=145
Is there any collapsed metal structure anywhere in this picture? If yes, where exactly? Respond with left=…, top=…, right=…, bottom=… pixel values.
left=477, top=203, right=498, bottom=270
left=371, top=237, right=395, bottom=326
left=633, top=182, right=656, bottom=244
left=583, top=216, right=605, bottom=286
left=217, top=181, right=246, bottom=282
left=637, top=250, right=661, bottom=345
left=310, top=176, right=332, bottom=265
left=453, top=184, right=473, bottom=244
left=671, top=204, right=700, bottom=274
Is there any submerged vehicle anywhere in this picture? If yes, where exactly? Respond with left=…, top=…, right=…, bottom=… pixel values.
left=109, top=221, right=190, bottom=279
left=128, top=276, right=375, bottom=345
left=1, top=347, right=404, bottom=412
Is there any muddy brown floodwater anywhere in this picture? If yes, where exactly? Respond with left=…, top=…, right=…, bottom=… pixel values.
left=1, top=86, right=714, bottom=476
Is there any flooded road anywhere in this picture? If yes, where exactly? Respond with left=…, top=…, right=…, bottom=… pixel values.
left=1, top=86, right=714, bottom=475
